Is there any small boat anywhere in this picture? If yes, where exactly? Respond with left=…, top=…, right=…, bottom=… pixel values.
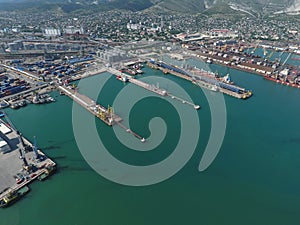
left=194, top=105, right=200, bottom=110
left=11, top=103, right=20, bottom=109
left=0, top=186, right=30, bottom=208
left=136, top=69, right=144, bottom=74
left=0, top=102, right=9, bottom=109
left=18, top=101, right=27, bottom=107
left=46, top=97, right=55, bottom=103
left=206, top=59, right=212, bottom=64
left=38, top=165, right=56, bottom=181
left=0, top=111, right=5, bottom=118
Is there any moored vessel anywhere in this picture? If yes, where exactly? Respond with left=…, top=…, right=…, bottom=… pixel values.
left=0, top=186, right=30, bottom=208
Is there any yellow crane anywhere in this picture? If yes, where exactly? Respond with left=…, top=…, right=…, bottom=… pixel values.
left=221, top=44, right=227, bottom=52
left=267, top=50, right=274, bottom=59
left=97, top=107, right=106, bottom=120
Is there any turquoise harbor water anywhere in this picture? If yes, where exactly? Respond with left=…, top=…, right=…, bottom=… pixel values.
left=1, top=59, right=300, bottom=225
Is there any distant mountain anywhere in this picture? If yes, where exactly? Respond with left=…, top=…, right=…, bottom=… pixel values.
left=148, top=0, right=298, bottom=15
left=0, top=0, right=298, bottom=15
left=0, top=0, right=153, bottom=12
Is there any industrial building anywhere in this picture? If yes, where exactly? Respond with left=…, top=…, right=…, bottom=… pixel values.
left=0, top=122, right=12, bottom=154
left=96, top=48, right=129, bottom=63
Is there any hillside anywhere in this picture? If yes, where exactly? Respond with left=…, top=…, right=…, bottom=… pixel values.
left=0, top=0, right=298, bottom=15
left=0, top=0, right=153, bottom=13
left=148, top=0, right=297, bottom=15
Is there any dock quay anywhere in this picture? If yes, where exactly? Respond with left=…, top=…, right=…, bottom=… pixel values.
left=107, top=68, right=167, bottom=96
left=193, top=51, right=274, bottom=76
left=58, top=85, right=146, bottom=142
left=191, top=50, right=300, bottom=89
left=167, top=93, right=200, bottom=109
left=1, top=84, right=48, bottom=101
left=58, top=85, right=121, bottom=126
left=0, top=118, right=56, bottom=207
left=147, top=61, right=252, bottom=99
left=71, top=67, right=107, bottom=82
left=107, top=68, right=200, bottom=109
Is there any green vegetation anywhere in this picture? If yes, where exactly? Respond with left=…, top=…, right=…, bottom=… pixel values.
left=0, top=0, right=297, bottom=16
left=154, top=0, right=206, bottom=13
left=0, top=0, right=153, bottom=13
left=203, top=2, right=246, bottom=18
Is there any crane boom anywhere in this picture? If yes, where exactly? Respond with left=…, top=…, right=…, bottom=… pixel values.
left=3, top=112, right=29, bottom=167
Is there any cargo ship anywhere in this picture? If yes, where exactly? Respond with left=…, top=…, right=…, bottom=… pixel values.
left=264, top=75, right=300, bottom=88
left=191, top=68, right=252, bottom=99
left=0, top=186, right=30, bottom=208
left=148, top=60, right=252, bottom=99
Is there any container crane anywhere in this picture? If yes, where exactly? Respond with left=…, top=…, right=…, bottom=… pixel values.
left=263, top=47, right=268, bottom=57
left=282, top=52, right=292, bottom=66
left=251, top=42, right=260, bottom=54
left=2, top=112, right=29, bottom=168
left=266, top=50, right=274, bottom=59
left=33, top=136, right=39, bottom=159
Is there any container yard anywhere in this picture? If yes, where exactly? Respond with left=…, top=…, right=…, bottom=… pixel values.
left=2, top=55, right=95, bottom=84
left=0, top=74, right=30, bottom=98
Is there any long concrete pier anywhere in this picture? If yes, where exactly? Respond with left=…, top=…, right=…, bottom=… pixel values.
left=167, top=93, right=200, bottom=109
left=59, top=85, right=122, bottom=126
left=71, top=67, right=107, bottom=81
left=59, top=85, right=145, bottom=142
left=107, top=68, right=167, bottom=96
left=107, top=68, right=200, bottom=110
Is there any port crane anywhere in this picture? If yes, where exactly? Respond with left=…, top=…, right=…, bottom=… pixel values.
left=251, top=41, right=261, bottom=54
left=263, top=47, right=268, bottom=57
left=282, top=52, right=292, bottom=66
left=2, top=112, right=29, bottom=168
left=33, top=136, right=40, bottom=159
left=266, top=50, right=274, bottom=59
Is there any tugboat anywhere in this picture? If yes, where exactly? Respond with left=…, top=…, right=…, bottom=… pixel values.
left=116, top=75, right=128, bottom=83
left=38, top=165, right=56, bottom=181
left=0, top=186, right=30, bottom=208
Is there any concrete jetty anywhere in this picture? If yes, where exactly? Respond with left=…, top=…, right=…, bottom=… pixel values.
left=58, top=85, right=122, bottom=126
left=107, top=67, right=200, bottom=109
left=59, top=85, right=145, bottom=142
